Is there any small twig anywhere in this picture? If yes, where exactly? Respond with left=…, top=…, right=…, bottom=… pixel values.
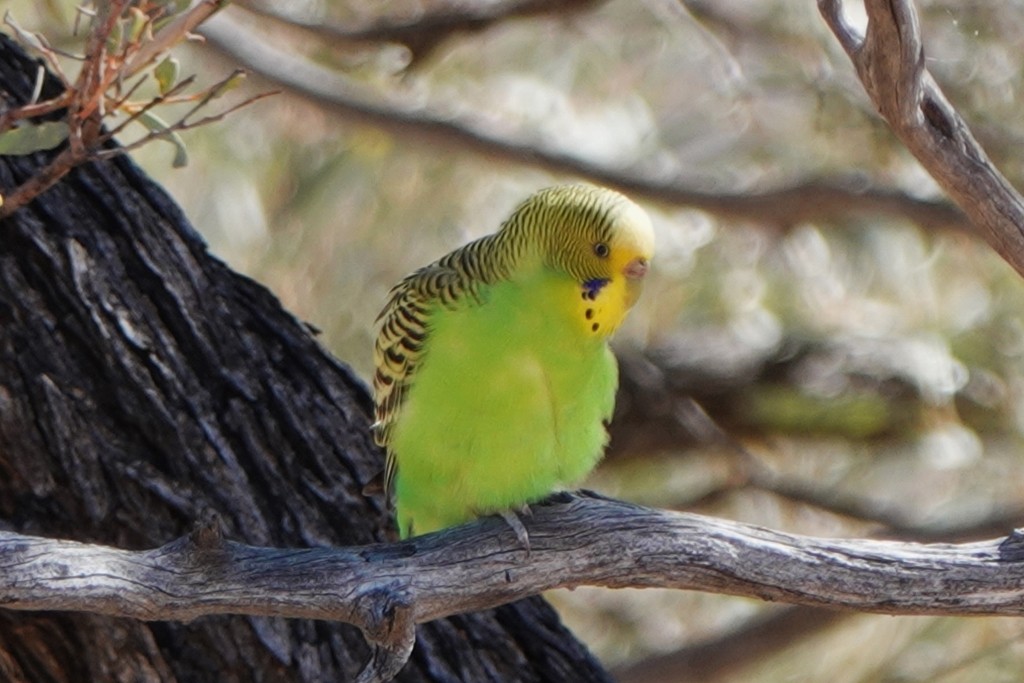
left=0, top=91, right=74, bottom=132
left=173, top=88, right=276, bottom=130
left=2, top=13, right=73, bottom=88
left=0, top=2, right=269, bottom=218
left=173, top=69, right=245, bottom=125
left=93, top=87, right=275, bottom=161
left=123, top=0, right=229, bottom=77
left=72, top=0, right=128, bottom=125
left=101, top=75, right=198, bottom=139
left=106, top=72, right=154, bottom=112
left=0, top=145, right=87, bottom=219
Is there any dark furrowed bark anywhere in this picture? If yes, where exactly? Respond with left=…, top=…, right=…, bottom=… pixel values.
left=0, top=32, right=611, bottom=683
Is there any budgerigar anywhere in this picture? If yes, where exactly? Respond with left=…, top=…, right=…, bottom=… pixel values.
left=372, top=184, right=654, bottom=538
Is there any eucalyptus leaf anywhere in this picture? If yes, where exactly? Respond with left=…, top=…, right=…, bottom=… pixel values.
left=136, top=111, right=188, bottom=168
left=0, top=121, right=69, bottom=155
left=106, top=18, right=123, bottom=53
left=210, top=72, right=246, bottom=99
left=127, top=7, right=149, bottom=44
left=154, top=56, right=180, bottom=95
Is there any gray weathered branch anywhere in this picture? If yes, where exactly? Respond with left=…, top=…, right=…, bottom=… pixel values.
left=819, top=0, right=1024, bottom=276
left=199, top=11, right=966, bottom=234
left=4, top=493, right=1024, bottom=682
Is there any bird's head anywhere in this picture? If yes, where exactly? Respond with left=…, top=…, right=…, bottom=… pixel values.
left=507, top=184, right=654, bottom=338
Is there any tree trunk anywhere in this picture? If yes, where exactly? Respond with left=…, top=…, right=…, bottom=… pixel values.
left=0, top=33, right=611, bottom=683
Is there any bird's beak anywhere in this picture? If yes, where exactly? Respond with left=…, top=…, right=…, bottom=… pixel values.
left=623, top=257, right=649, bottom=281
left=622, top=256, right=649, bottom=308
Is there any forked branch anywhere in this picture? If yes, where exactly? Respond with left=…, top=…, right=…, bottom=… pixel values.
left=819, top=0, right=1024, bottom=276
left=0, top=0, right=269, bottom=219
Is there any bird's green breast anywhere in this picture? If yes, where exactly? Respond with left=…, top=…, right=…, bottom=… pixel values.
left=389, top=266, right=618, bottom=537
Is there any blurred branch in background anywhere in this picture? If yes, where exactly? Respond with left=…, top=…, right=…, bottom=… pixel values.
left=612, top=345, right=1024, bottom=542
left=614, top=606, right=846, bottom=683
left=235, top=0, right=607, bottom=66
left=199, top=9, right=968, bottom=234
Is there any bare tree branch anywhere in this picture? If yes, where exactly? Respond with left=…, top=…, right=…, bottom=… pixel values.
left=743, top=470, right=1024, bottom=543
left=0, top=2, right=261, bottom=219
left=199, top=12, right=967, bottom=234
left=234, top=0, right=607, bottom=64
left=614, top=606, right=846, bottom=683
left=655, top=447, right=1024, bottom=546
left=4, top=493, right=1024, bottom=682
left=672, top=398, right=1024, bottom=543
left=613, top=354, right=1024, bottom=544
left=818, top=0, right=1024, bottom=276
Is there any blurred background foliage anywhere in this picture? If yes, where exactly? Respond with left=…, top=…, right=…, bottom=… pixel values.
left=9, top=0, right=1024, bottom=681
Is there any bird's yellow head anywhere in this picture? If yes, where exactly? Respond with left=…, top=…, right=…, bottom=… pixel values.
left=505, top=184, right=654, bottom=338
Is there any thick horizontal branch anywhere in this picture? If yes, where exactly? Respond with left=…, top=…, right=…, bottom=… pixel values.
left=5, top=492, right=1023, bottom=619
left=200, top=12, right=966, bottom=234
left=4, top=493, right=1024, bottom=680
left=819, top=0, right=1024, bottom=275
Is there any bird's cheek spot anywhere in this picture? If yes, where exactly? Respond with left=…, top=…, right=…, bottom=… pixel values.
left=582, top=278, right=609, bottom=301
left=591, top=322, right=600, bottom=332
left=585, top=308, right=594, bottom=320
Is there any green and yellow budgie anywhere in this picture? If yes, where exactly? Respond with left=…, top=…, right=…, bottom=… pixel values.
left=372, top=184, right=654, bottom=538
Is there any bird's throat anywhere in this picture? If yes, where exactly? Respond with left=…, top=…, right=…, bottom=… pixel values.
left=575, top=275, right=635, bottom=339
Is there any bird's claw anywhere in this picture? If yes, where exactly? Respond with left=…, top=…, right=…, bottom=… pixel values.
left=499, top=508, right=531, bottom=556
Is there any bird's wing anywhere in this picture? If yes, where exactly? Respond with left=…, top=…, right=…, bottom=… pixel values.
left=372, top=256, right=490, bottom=500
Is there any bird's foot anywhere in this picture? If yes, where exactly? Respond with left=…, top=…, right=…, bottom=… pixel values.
left=499, top=507, right=531, bottom=556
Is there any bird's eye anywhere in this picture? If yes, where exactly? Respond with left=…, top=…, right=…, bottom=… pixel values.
left=593, top=242, right=610, bottom=258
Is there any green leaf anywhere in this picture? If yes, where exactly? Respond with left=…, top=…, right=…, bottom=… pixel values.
left=210, top=71, right=246, bottom=99
left=154, top=56, right=180, bottom=96
left=136, top=112, right=189, bottom=168
left=106, top=18, right=123, bottom=53
left=0, top=121, right=70, bottom=155
left=163, top=0, right=193, bottom=15
left=127, top=7, right=149, bottom=44
left=152, top=0, right=193, bottom=31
